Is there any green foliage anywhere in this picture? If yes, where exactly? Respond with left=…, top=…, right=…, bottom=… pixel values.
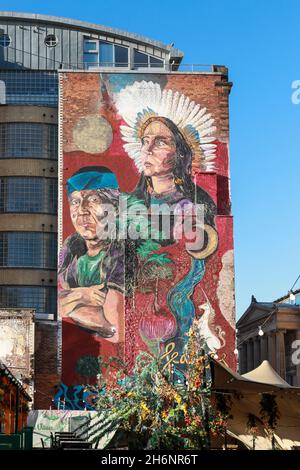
left=259, top=393, right=280, bottom=431
left=136, top=240, right=162, bottom=259
left=215, top=393, right=233, bottom=421
left=144, top=253, right=173, bottom=265
left=75, top=356, right=101, bottom=382
left=88, top=323, right=229, bottom=450
left=246, top=413, right=262, bottom=437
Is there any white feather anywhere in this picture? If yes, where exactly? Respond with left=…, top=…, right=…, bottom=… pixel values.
left=203, top=155, right=216, bottom=161
left=184, top=102, right=200, bottom=124
left=169, top=91, right=180, bottom=122
left=200, top=126, right=217, bottom=138
left=180, top=96, right=192, bottom=123
left=200, top=136, right=216, bottom=143
left=196, top=118, right=215, bottom=131
left=114, top=81, right=218, bottom=173
left=188, top=107, right=207, bottom=127
left=201, top=144, right=216, bottom=150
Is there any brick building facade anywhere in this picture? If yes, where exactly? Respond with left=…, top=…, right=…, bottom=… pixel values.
left=59, top=70, right=235, bottom=389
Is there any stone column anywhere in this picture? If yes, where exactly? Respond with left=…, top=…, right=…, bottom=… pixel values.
left=260, top=334, right=268, bottom=361
left=253, top=337, right=260, bottom=368
left=239, top=343, right=247, bottom=374
left=243, top=341, right=248, bottom=373
left=275, top=330, right=286, bottom=380
left=267, top=333, right=276, bottom=369
left=246, top=340, right=254, bottom=372
left=295, top=330, right=300, bottom=387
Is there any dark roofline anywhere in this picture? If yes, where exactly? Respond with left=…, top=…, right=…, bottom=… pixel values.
left=0, top=361, right=32, bottom=401
left=0, top=11, right=184, bottom=59
left=237, top=300, right=277, bottom=328
left=237, top=297, right=300, bottom=328
left=274, top=288, right=300, bottom=303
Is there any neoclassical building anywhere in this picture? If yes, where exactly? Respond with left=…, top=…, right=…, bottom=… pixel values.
left=237, top=292, right=300, bottom=386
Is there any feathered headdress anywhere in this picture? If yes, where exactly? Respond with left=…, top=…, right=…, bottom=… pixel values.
left=114, top=80, right=217, bottom=173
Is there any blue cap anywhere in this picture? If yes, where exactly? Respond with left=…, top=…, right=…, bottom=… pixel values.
left=67, top=170, right=119, bottom=196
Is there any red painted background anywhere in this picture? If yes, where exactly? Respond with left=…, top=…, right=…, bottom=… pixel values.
left=60, top=72, right=236, bottom=385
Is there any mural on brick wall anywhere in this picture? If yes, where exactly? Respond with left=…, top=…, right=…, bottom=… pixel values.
left=58, top=73, right=235, bottom=394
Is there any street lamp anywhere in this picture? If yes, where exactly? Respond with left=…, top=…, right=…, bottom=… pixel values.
left=258, top=326, right=264, bottom=337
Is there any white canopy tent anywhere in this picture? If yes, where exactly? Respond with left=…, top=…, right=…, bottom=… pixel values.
left=212, top=359, right=300, bottom=450
left=242, top=361, right=291, bottom=388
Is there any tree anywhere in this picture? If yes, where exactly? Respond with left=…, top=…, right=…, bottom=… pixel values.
left=75, top=356, right=101, bottom=384
left=88, top=320, right=228, bottom=449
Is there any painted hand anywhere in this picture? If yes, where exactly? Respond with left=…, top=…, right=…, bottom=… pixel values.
left=58, top=283, right=106, bottom=317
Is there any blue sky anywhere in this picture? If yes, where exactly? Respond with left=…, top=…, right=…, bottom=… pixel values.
left=3, top=0, right=300, bottom=317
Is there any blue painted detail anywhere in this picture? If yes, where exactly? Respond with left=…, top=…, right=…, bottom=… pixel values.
left=53, top=383, right=97, bottom=410
left=66, top=170, right=119, bottom=195
left=167, top=257, right=205, bottom=337
left=107, top=74, right=166, bottom=93
left=165, top=257, right=205, bottom=380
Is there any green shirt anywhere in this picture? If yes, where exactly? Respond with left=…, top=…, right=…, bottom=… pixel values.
left=77, top=250, right=106, bottom=287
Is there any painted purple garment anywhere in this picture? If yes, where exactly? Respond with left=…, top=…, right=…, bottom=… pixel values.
left=58, top=233, right=125, bottom=294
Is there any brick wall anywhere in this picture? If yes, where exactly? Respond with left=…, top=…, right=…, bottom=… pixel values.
left=34, top=321, right=60, bottom=409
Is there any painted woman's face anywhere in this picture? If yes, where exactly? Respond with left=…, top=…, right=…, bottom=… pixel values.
left=141, top=121, right=177, bottom=177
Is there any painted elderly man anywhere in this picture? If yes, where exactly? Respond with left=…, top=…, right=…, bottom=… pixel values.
left=58, top=166, right=124, bottom=342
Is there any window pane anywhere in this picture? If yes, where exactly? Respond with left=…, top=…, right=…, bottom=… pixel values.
left=0, top=232, right=57, bottom=268
left=0, top=34, right=10, bottom=48
left=150, top=56, right=164, bottom=68
left=0, top=123, right=57, bottom=159
left=0, top=71, right=58, bottom=107
left=115, top=45, right=128, bottom=67
left=83, top=53, right=98, bottom=64
left=133, top=50, right=149, bottom=67
left=8, top=233, right=42, bottom=267
left=84, top=41, right=97, bottom=52
left=0, top=177, right=57, bottom=214
left=99, top=42, right=113, bottom=66
left=45, top=233, right=57, bottom=269
left=0, top=286, right=57, bottom=314
left=47, top=125, right=58, bottom=159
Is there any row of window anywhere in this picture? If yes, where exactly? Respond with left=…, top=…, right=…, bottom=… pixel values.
left=0, top=286, right=56, bottom=314
left=0, top=33, right=58, bottom=48
left=0, top=33, right=165, bottom=68
left=0, top=123, right=57, bottom=159
left=0, top=71, right=58, bottom=106
left=0, top=232, right=57, bottom=269
left=0, top=177, right=58, bottom=214
left=83, top=39, right=164, bottom=69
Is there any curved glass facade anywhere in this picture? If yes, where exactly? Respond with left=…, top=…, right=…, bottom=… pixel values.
left=0, top=123, right=57, bottom=159
left=0, top=71, right=58, bottom=106
left=0, top=177, right=58, bottom=214
left=0, top=232, right=57, bottom=269
left=0, top=285, right=56, bottom=314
